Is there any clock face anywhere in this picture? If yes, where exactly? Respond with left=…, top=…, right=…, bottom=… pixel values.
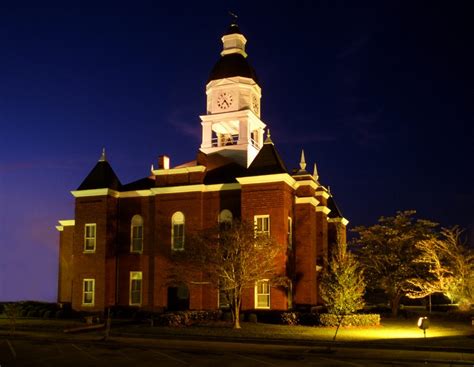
left=217, top=91, right=233, bottom=110
left=252, top=95, right=259, bottom=114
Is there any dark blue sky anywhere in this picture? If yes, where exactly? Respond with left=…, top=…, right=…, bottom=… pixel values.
left=0, top=1, right=472, bottom=301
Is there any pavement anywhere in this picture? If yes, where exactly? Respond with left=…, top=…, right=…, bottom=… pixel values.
left=0, top=328, right=473, bottom=366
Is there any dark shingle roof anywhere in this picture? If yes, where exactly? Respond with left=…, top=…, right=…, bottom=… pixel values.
left=77, top=160, right=121, bottom=191
left=327, top=195, right=344, bottom=218
left=208, top=53, right=258, bottom=83
left=121, top=177, right=155, bottom=191
left=204, top=162, right=247, bottom=184
left=245, top=142, right=288, bottom=176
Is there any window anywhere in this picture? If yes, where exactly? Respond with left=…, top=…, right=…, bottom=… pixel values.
left=130, top=215, right=144, bottom=253
left=255, top=280, right=270, bottom=309
left=129, top=272, right=142, bottom=305
left=254, top=215, right=270, bottom=237
left=219, top=209, right=233, bottom=230
left=171, top=212, right=185, bottom=251
left=84, top=224, right=96, bottom=252
left=82, top=279, right=95, bottom=305
left=287, top=217, right=293, bottom=249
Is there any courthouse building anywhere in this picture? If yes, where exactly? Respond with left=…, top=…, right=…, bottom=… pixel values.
left=56, top=23, right=348, bottom=312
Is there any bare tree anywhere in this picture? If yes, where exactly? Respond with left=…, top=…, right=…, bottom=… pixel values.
left=405, top=227, right=474, bottom=310
left=172, top=220, right=285, bottom=329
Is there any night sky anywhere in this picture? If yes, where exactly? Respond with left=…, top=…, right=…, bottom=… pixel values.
left=0, top=1, right=472, bottom=302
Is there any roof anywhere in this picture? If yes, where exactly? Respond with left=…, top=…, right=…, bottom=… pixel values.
left=245, top=142, right=288, bottom=176
left=77, top=160, right=122, bottom=191
left=208, top=53, right=259, bottom=83
left=204, top=162, right=246, bottom=184
left=327, top=195, right=344, bottom=218
left=121, top=177, right=155, bottom=191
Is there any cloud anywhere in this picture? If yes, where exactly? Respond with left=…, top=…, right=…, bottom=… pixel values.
left=166, top=109, right=201, bottom=140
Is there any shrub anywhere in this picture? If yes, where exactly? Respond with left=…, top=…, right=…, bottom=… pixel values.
left=299, top=312, right=320, bottom=326
left=319, top=313, right=380, bottom=327
left=27, top=310, right=39, bottom=318
left=222, top=312, right=233, bottom=322
left=43, top=310, right=52, bottom=319
left=280, top=312, right=299, bottom=326
left=247, top=313, right=258, bottom=323
left=55, top=310, right=64, bottom=319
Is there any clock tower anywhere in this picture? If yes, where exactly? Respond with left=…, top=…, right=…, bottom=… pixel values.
left=200, top=23, right=266, bottom=167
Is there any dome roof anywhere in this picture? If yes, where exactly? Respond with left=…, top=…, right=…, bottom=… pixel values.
left=207, top=53, right=259, bottom=83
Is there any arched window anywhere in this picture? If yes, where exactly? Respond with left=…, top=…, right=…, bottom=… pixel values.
left=218, top=209, right=233, bottom=230
left=130, top=215, right=144, bottom=253
left=171, top=212, right=185, bottom=251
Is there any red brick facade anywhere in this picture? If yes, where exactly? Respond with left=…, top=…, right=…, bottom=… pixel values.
left=57, top=167, right=347, bottom=313
left=56, top=24, right=348, bottom=313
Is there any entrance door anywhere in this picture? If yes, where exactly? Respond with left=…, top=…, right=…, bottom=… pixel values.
left=167, top=285, right=190, bottom=311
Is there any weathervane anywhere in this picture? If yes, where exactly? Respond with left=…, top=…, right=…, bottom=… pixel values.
left=228, top=11, right=238, bottom=23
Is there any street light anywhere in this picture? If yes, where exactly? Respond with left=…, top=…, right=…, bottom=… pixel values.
left=417, top=316, right=429, bottom=338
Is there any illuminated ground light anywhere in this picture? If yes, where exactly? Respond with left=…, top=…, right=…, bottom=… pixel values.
left=310, top=319, right=466, bottom=341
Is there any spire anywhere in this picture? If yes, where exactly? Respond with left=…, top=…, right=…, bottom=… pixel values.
left=299, top=149, right=306, bottom=171
left=313, top=162, right=319, bottom=181
left=99, top=147, right=106, bottom=162
left=264, top=129, right=273, bottom=144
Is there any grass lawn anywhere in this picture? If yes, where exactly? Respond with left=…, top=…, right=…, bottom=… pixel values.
left=1, top=316, right=472, bottom=348
left=113, top=317, right=473, bottom=348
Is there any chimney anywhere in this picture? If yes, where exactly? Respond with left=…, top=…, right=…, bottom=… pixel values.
left=158, top=155, right=170, bottom=169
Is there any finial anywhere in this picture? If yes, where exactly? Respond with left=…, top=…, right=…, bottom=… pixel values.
left=99, top=147, right=106, bottom=162
left=299, top=149, right=306, bottom=171
left=264, top=129, right=273, bottom=144
left=328, top=185, right=331, bottom=195
left=151, top=164, right=155, bottom=172
left=313, top=162, right=319, bottom=181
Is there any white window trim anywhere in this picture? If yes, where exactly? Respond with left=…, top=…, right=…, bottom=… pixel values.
left=255, top=279, right=271, bottom=309
left=171, top=212, right=185, bottom=251
left=84, top=223, right=96, bottom=253
left=129, top=271, right=142, bottom=306
left=82, top=278, right=95, bottom=306
left=130, top=215, right=144, bottom=254
left=254, top=215, right=270, bottom=237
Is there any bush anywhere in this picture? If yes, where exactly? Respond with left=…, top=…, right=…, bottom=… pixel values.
left=280, top=312, right=299, bottom=326
left=319, top=313, right=380, bottom=327
left=222, top=312, right=233, bottom=322
left=55, top=310, right=64, bottom=319
left=299, top=312, right=320, bottom=326
left=153, top=310, right=221, bottom=327
left=247, top=313, right=258, bottom=323
left=27, top=310, right=39, bottom=318
left=43, top=310, right=52, bottom=319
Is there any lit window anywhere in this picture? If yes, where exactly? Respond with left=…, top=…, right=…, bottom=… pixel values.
left=84, top=224, right=96, bottom=252
left=83, top=279, right=95, bottom=305
left=255, top=280, right=270, bottom=309
left=254, top=215, right=270, bottom=237
left=130, top=215, right=144, bottom=253
left=129, top=272, right=142, bottom=306
left=171, top=212, right=185, bottom=251
left=287, top=217, right=293, bottom=249
left=219, top=209, right=233, bottom=230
